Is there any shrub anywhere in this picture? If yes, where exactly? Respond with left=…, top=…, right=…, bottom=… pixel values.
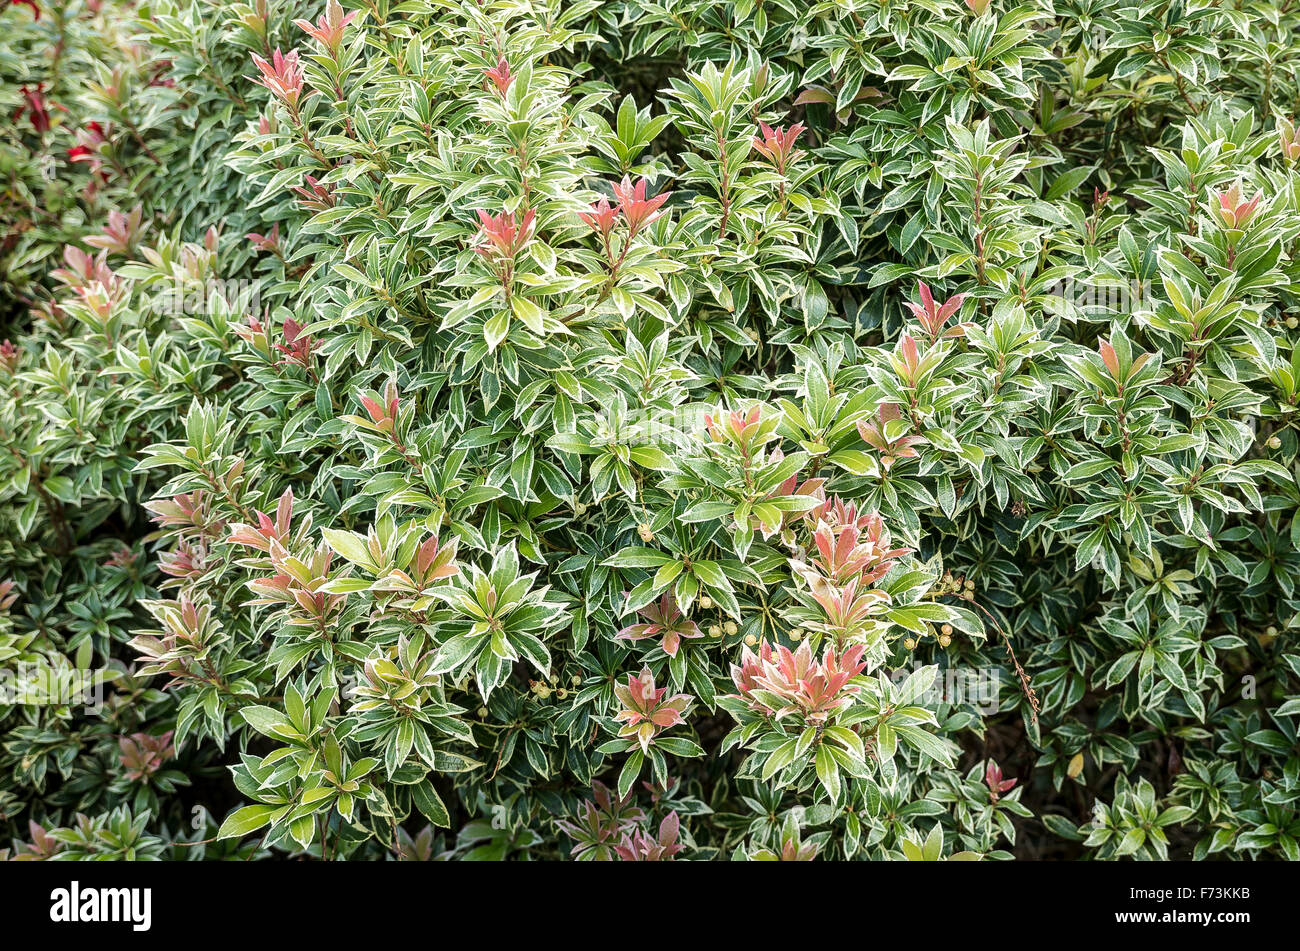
left=1, top=0, right=1298, bottom=862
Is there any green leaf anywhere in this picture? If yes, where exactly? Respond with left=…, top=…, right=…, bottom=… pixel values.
left=217, top=805, right=280, bottom=840
left=241, top=706, right=294, bottom=739
left=411, top=780, right=451, bottom=827
left=321, top=528, right=374, bottom=568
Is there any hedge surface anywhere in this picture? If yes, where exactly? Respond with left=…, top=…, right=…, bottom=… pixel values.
left=0, top=0, right=1298, bottom=861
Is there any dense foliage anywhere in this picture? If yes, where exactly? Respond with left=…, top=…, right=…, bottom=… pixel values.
left=1, top=0, right=1299, bottom=862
